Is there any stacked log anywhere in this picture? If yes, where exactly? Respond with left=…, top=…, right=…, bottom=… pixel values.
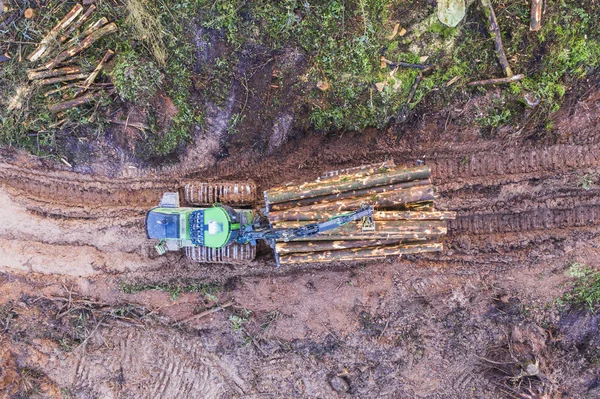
left=264, top=164, right=456, bottom=265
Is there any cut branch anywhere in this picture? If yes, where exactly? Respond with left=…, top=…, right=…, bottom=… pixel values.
left=76, top=49, right=113, bottom=96
left=59, top=5, right=96, bottom=43
left=466, top=74, right=524, bottom=86
left=27, top=4, right=83, bottom=62
left=36, top=73, right=88, bottom=86
left=481, top=0, right=513, bottom=77
left=48, top=92, right=96, bottom=113
left=27, top=65, right=83, bottom=80
left=44, top=22, right=118, bottom=70
left=530, top=0, right=542, bottom=31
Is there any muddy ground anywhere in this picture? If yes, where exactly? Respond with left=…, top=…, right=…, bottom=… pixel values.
left=2, top=3, right=600, bottom=397
left=1, top=78, right=600, bottom=398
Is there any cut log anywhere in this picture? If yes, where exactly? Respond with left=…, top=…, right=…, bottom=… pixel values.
left=268, top=210, right=457, bottom=223
left=36, top=73, right=87, bottom=86
left=319, top=160, right=396, bottom=179
left=43, top=22, right=118, bottom=70
left=467, top=74, right=524, bottom=86
left=530, top=0, right=542, bottom=31
left=274, top=185, right=436, bottom=214
left=27, top=4, right=83, bottom=62
left=59, top=5, right=96, bottom=43
left=24, top=8, right=38, bottom=19
left=44, top=82, right=84, bottom=97
left=48, top=92, right=96, bottom=113
left=82, top=17, right=108, bottom=36
left=76, top=49, right=113, bottom=96
left=480, top=0, right=512, bottom=77
left=269, top=178, right=431, bottom=211
left=27, top=65, right=83, bottom=80
left=276, top=239, right=406, bottom=254
left=277, top=242, right=443, bottom=264
left=265, top=166, right=431, bottom=205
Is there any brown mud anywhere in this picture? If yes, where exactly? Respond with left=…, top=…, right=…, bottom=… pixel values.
left=0, top=84, right=599, bottom=397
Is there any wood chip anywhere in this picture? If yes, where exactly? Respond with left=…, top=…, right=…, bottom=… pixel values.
left=419, top=56, right=429, bottom=63
left=399, top=27, right=407, bottom=36
left=446, top=76, right=460, bottom=87
left=375, top=82, right=387, bottom=92
left=317, top=80, right=330, bottom=91
left=388, top=23, right=400, bottom=40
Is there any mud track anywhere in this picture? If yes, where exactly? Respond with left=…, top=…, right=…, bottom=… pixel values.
left=0, top=133, right=599, bottom=280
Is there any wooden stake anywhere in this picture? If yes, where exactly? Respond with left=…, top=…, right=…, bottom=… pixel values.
left=27, top=4, right=83, bottom=62
left=36, top=73, right=87, bottom=86
left=43, top=22, right=118, bottom=70
left=466, top=74, right=524, bottom=86
left=530, top=0, right=542, bottom=31
left=480, top=0, right=513, bottom=77
left=48, top=92, right=96, bottom=113
left=76, top=49, right=114, bottom=96
left=27, top=65, right=83, bottom=80
left=59, top=5, right=96, bottom=43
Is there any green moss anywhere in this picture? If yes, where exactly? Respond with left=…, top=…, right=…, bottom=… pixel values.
left=111, top=52, right=163, bottom=104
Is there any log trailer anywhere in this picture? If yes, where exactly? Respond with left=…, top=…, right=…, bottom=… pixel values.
left=146, top=161, right=456, bottom=266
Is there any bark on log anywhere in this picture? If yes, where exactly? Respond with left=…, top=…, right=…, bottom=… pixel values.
left=274, top=185, right=436, bottom=214
left=59, top=5, right=96, bottom=43
left=530, top=0, right=542, bottom=31
left=44, top=82, right=84, bottom=97
left=27, top=4, right=83, bottom=62
left=319, top=160, right=396, bottom=179
left=268, top=210, right=457, bottom=223
left=27, top=65, right=83, bottom=80
left=48, top=92, right=95, bottom=113
left=481, top=0, right=513, bottom=77
left=467, top=74, right=524, bottom=86
left=36, top=73, right=87, bottom=86
left=43, top=22, right=118, bottom=70
left=76, top=49, right=113, bottom=95
left=265, top=166, right=431, bottom=205
left=269, top=178, right=431, bottom=211
left=278, top=242, right=443, bottom=264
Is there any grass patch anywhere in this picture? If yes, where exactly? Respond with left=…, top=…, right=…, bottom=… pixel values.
left=120, top=280, right=222, bottom=301
left=562, top=262, right=600, bottom=311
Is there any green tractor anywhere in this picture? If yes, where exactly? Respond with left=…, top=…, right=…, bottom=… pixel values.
left=146, top=162, right=456, bottom=266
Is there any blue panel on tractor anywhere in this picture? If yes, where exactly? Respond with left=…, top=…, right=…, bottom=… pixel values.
left=146, top=211, right=180, bottom=239
left=189, top=210, right=205, bottom=246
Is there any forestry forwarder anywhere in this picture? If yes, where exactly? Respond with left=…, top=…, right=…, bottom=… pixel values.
left=146, top=161, right=456, bottom=266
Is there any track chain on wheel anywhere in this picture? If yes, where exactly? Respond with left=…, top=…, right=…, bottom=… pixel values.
left=182, top=181, right=257, bottom=206
left=185, top=243, right=257, bottom=263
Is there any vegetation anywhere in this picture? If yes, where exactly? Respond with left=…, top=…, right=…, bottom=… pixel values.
left=563, top=262, right=600, bottom=311
left=0, top=0, right=598, bottom=158
left=120, top=280, right=222, bottom=301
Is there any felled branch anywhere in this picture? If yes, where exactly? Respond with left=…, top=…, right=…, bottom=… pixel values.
left=27, top=65, right=83, bottom=80
left=59, top=5, right=96, bottom=43
left=48, top=92, right=96, bottom=113
left=381, top=56, right=433, bottom=71
left=43, top=22, right=118, bottom=70
left=36, top=73, right=88, bottom=86
left=27, top=4, right=83, bottom=62
left=530, top=0, right=542, bottom=31
left=76, top=49, right=113, bottom=96
left=481, top=0, right=513, bottom=77
left=466, top=74, right=524, bottom=86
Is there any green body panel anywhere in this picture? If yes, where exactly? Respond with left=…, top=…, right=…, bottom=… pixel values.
left=146, top=206, right=255, bottom=249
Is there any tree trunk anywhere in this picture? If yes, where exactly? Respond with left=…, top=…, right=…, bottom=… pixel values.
left=268, top=210, right=456, bottom=223
left=36, top=73, right=87, bottom=86
left=265, top=165, right=431, bottom=205
left=27, top=65, right=83, bottom=80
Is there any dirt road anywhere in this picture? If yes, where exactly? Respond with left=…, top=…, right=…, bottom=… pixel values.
left=1, top=90, right=599, bottom=398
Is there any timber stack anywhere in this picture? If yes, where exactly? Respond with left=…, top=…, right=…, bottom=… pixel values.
left=264, top=162, right=456, bottom=265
